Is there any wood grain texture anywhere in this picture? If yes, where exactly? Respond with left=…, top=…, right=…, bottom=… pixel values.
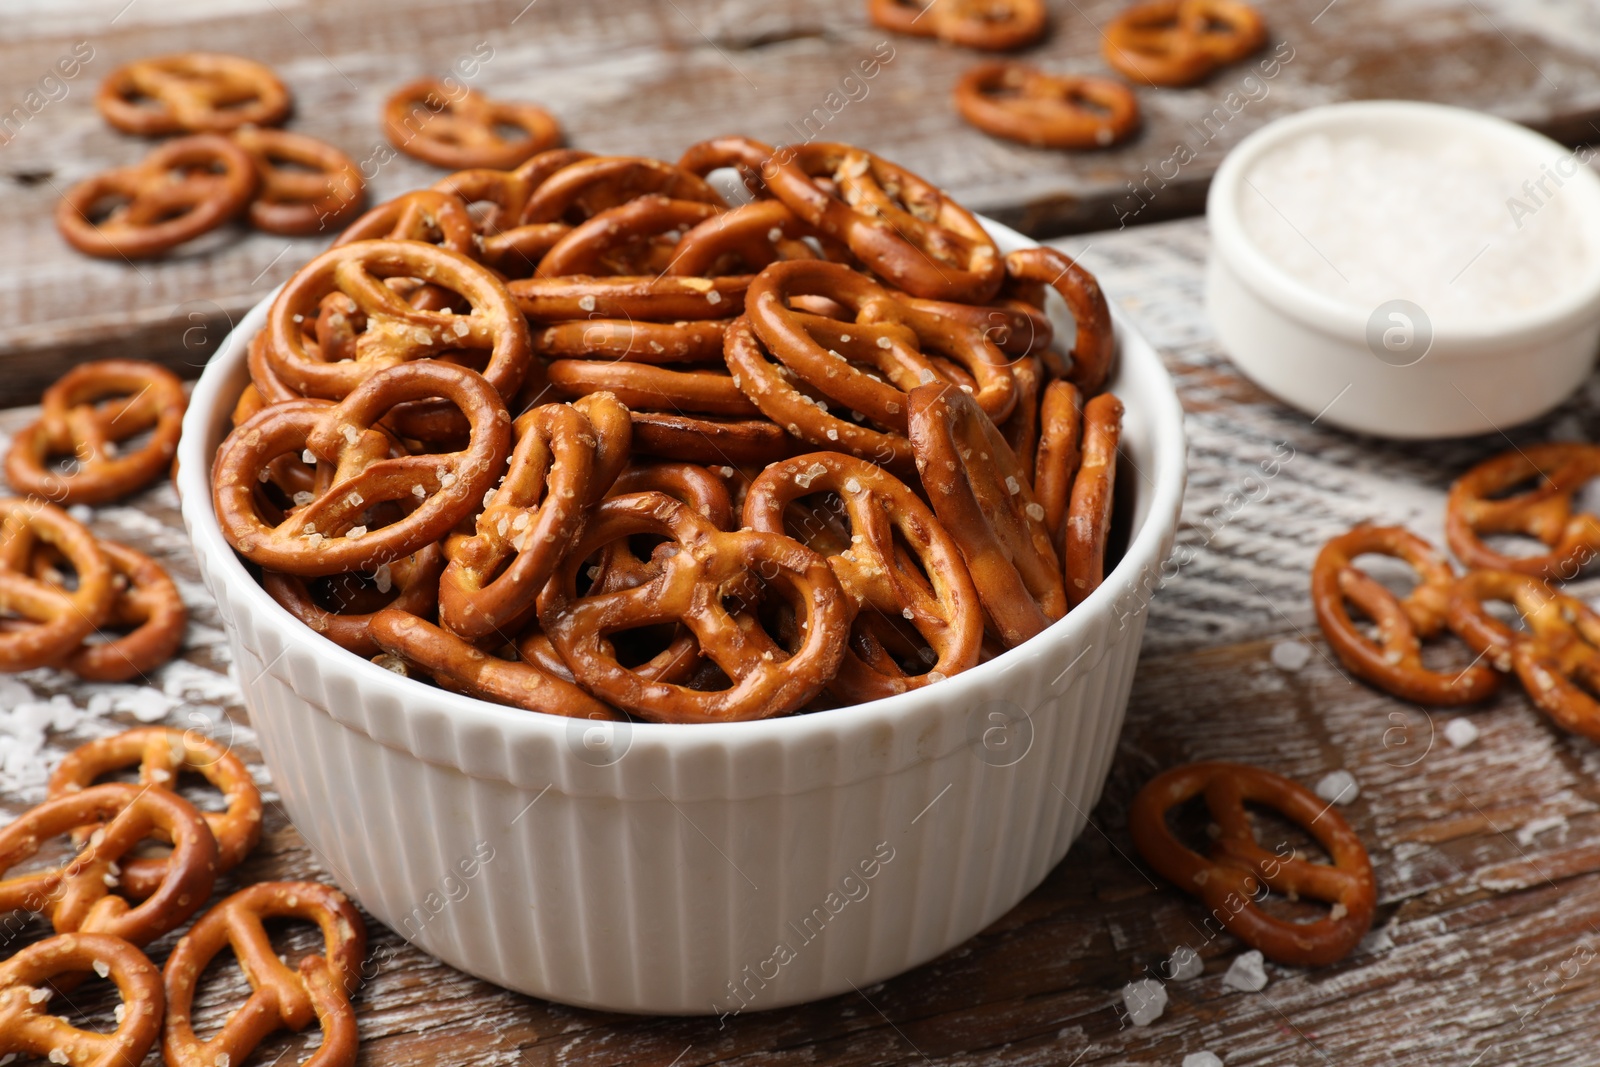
left=3, top=0, right=1600, bottom=393
left=4, top=213, right=1600, bottom=1064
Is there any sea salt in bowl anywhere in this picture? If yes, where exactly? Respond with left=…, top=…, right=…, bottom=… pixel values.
left=1207, top=100, right=1600, bottom=438
left=177, top=218, right=1186, bottom=1014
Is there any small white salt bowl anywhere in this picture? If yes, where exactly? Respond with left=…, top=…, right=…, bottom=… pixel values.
left=1207, top=100, right=1600, bottom=438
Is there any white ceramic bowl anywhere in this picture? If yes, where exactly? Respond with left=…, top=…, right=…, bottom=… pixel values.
left=177, top=219, right=1186, bottom=1015
left=1207, top=100, right=1600, bottom=438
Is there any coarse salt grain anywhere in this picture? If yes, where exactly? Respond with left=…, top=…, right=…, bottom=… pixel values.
left=1183, top=1054, right=1223, bottom=1067
left=28, top=987, right=49, bottom=1004
left=302, top=449, right=317, bottom=464
left=1167, top=945, right=1204, bottom=981
left=1222, top=949, right=1268, bottom=992
left=1240, top=132, right=1589, bottom=324
left=1121, top=978, right=1166, bottom=1026
left=1270, top=639, right=1312, bottom=671
left=293, top=491, right=314, bottom=507
left=93, top=959, right=109, bottom=978
left=1445, top=718, right=1480, bottom=749
left=1024, top=502, right=1045, bottom=521
left=1315, top=769, right=1359, bottom=805
left=346, top=525, right=367, bottom=539
left=578, top=296, right=597, bottom=311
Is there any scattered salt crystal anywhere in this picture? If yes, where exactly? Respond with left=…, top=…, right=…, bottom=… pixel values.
left=49, top=1050, right=68, bottom=1065
left=347, top=491, right=364, bottom=507
left=1183, top=1054, right=1223, bottom=1067
left=346, top=525, right=367, bottom=539
left=1329, top=902, right=1348, bottom=921
left=1222, top=950, right=1268, bottom=992
left=483, top=489, right=496, bottom=508
left=902, top=608, right=914, bottom=620
left=293, top=491, right=314, bottom=507
left=1445, top=718, right=1480, bottom=749
left=305, top=533, right=324, bottom=548
left=707, top=291, right=723, bottom=305
left=303, top=449, right=317, bottom=465
left=93, top=959, right=109, bottom=978
left=825, top=428, right=838, bottom=441
left=341, top=424, right=360, bottom=445
left=412, top=484, right=426, bottom=499
left=1168, top=945, right=1204, bottom=981
left=578, top=296, right=597, bottom=312
left=302, top=523, right=317, bottom=536
left=844, top=478, right=862, bottom=493
left=1005, top=476, right=1020, bottom=495
left=439, top=471, right=456, bottom=488
left=103, top=873, right=118, bottom=887
left=1121, top=978, right=1166, bottom=1026
left=1315, top=770, right=1359, bottom=805
left=767, top=226, right=783, bottom=242
left=28, top=988, right=49, bottom=1004
left=114, top=1004, right=125, bottom=1023
left=926, top=671, right=946, bottom=683
left=374, top=565, right=393, bottom=595
left=919, top=369, right=935, bottom=384
left=67, top=505, right=94, bottom=523
left=1270, top=640, right=1312, bottom=671
left=512, top=512, right=531, bottom=532
left=149, top=768, right=171, bottom=783
left=216, top=1055, right=230, bottom=1067
left=876, top=336, right=892, bottom=349
left=1024, top=502, right=1045, bottom=521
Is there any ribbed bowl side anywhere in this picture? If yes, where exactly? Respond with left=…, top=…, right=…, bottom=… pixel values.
left=207, top=533, right=1152, bottom=1012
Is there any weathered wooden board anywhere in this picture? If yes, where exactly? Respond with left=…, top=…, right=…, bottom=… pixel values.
left=5, top=214, right=1600, bottom=1065
left=4, top=0, right=1600, bottom=395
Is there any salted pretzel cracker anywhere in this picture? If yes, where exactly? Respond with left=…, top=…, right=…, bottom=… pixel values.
left=334, top=189, right=480, bottom=259
left=1129, top=761, right=1376, bottom=966
left=164, top=882, right=366, bottom=1067
left=214, top=362, right=511, bottom=576
left=548, top=360, right=759, bottom=417
left=1033, top=379, right=1083, bottom=550
left=1311, top=525, right=1500, bottom=705
left=1003, top=247, right=1117, bottom=394
left=539, top=491, right=849, bottom=722
left=724, top=316, right=916, bottom=477
left=6, top=359, right=187, bottom=506
left=0, top=782, right=218, bottom=947
left=510, top=274, right=749, bottom=323
left=371, top=609, right=620, bottom=719
left=869, top=0, right=1047, bottom=50
left=47, top=541, right=187, bottom=683
left=667, top=199, right=818, bottom=277
left=232, top=127, right=364, bottom=236
left=538, top=194, right=721, bottom=277
left=519, top=155, right=725, bottom=225
left=999, top=356, right=1043, bottom=479
left=263, top=239, right=533, bottom=402
left=908, top=383, right=1065, bottom=647
left=384, top=78, right=561, bottom=170
left=49, top=726, right=262, bottom=898
left=97, top=52, right=290, bottom=135
left=0, top=499, right=114, bottom=672
left=761, top=143, right=1003, bottom=303
left=440, top=402, right=613, bottom=640
left=264, top=543, right=444, bottom=656
left=534, top=319, right=728, bottom=364
left=955, top=62, right=1140, bottom=149
left=1103, top=0, right=1267, bottom=87
left=627, top=409, right=797, bottom=467
left=748, top=260, right=1017, bottom=425
left=57, top=134, right=257, bottom=259
left=1445, top=443, right=1600, bottom=580
left=745, top=453, right=983, bottom=700
left=1450, top=570, right=1600, bottom=741
left=0, top=933, right=164, bottom=1067
left=1064, top=392, right=1122, bottom=606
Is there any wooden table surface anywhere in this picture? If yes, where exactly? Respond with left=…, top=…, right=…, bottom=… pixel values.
left=4, top=213, right=1600, bottom=1066
left=5, top=0, right=1600, bottom=396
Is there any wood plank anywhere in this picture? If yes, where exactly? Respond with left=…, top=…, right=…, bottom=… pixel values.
left=4, top=0, right=1600, bottom=393
left=5, top=212, right=1600, bottom=1063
